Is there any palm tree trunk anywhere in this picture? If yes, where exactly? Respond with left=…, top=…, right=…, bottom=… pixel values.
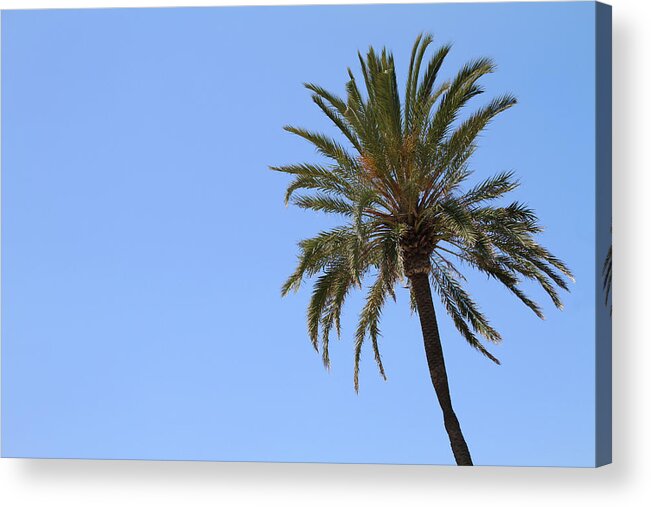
left=409, top=271, right=473, bottom=466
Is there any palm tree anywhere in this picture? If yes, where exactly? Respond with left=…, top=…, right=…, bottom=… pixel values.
left=271, top=34, right=573, bottom=466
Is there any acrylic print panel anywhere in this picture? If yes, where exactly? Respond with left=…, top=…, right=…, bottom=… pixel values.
left=1, top=2, right=612, bottom=467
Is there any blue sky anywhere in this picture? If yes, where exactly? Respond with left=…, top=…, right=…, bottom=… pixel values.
left=2, top=2, right=599, bottom=466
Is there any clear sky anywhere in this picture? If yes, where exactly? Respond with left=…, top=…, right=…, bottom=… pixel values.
left=2, top=2, right=599, bottom=466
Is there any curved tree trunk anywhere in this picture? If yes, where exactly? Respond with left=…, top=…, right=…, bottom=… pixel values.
left=409, top=271, right=473, bottom=466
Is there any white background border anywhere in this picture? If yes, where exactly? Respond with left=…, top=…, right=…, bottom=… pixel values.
left=1, top=0, right=648, bottom=505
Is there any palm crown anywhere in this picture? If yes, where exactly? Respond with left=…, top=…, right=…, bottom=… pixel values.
left=272, top=34, right=574, bottom=394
